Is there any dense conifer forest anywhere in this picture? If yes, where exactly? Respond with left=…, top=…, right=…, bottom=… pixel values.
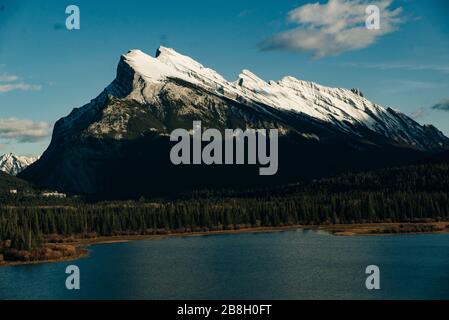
left=1, top=162, right=449, bottom=251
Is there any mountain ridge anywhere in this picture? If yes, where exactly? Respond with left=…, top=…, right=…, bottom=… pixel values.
left=19, top=46, right=449, bottom=198
left=112, top=46, right=449, bottom=150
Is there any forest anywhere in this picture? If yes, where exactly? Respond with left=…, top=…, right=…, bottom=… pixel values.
left=1, top=162, right=449, bottom=251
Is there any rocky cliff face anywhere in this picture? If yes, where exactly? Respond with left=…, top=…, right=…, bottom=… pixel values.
left=19, top=47, right=449, bottom=198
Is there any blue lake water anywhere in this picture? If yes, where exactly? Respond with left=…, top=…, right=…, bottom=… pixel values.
left=1, top=229, right=449, bottom=300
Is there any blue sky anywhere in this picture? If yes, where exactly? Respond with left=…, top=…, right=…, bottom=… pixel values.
left=0, top=0, right=448, bottom=156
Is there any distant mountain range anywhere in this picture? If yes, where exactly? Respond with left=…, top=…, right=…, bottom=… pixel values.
left=20, top=46, right=449, bottom=198
left=0, top=153, right=38, bottom=176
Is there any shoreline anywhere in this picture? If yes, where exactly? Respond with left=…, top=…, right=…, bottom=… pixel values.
left=0, top=248, right=89, bottom=267
left=1, top=222, right=448, bottom=267
left=0, top=226, right=303, bottom=267
left=321, top=221, right=449, bottom=236
left=67, top=225, right=306, bottom=246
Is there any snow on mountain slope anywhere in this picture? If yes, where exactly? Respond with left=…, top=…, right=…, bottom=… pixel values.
left=52, top=46, right=448, bottom=152
left=107, top=46, right=447, bottom=150
left=0, top=153, right=38, bottom=176
left=19, top=46, right=449, bottom=196
left=120, top=47, right=381, bottom=127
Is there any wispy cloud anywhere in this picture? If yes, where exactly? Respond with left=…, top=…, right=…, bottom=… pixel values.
left=238, top=10, right=251, bottom=18
left=341, top=62, right=449, bottom=74
left=0, top=83, right=41, bottom=93
left=259, top=0, right=403, bottom=59
left=431, top=98, right=449, bottom=111
left=380, top=79, right=444, bottom=96
left=0, top=67, right=42, bottom=93
left=410, top=107, right=428, bottom=120
left=0, top=118, right=50, bottom=143
left=410, top=98, right=449, bottom=120
left=0, top=73, right=19, bottom=82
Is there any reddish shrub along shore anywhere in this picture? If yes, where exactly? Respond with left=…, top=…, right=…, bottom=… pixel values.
left=0, top=240, right=80, bottom=263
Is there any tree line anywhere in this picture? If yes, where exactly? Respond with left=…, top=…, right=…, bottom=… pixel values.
left=1, top=163, right=449, bottom=250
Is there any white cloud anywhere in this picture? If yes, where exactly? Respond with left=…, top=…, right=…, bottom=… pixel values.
left=0, top=67, right=42, bottom=92
left=0, top=118, right=50, bottom=143
left=0, top=73, right=19, bottom=82
left=0, top=83, right=41, bottom=93
left=260, top=0, right=403, bottom=58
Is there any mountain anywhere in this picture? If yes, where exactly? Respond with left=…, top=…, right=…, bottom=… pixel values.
left=0, top=153, right=38, bottom=176
left=20, top=46, right=449, bottom=198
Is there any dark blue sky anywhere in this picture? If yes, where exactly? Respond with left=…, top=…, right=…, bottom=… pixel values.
left=1, top=0, right=449, bottom=156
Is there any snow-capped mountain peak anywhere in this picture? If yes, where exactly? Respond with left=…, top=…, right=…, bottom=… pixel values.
left=118, top=48, right=398, bottom=130
left=20, top=46, right=449, bottom=196
left=68, top=46, right=449, bottom=152
left=237, top=69, right=267, bottom=89
left=0, top=153, right=38, bottom=176
left=122, top=49, right=182, bottom=83
left=138, top=47, right=448, bottom=150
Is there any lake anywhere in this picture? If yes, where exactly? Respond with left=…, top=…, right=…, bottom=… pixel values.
left=1, top=229, right=449, bottom=300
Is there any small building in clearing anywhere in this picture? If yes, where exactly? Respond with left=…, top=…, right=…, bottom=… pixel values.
left=42, top=191, right=67, bottom=198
